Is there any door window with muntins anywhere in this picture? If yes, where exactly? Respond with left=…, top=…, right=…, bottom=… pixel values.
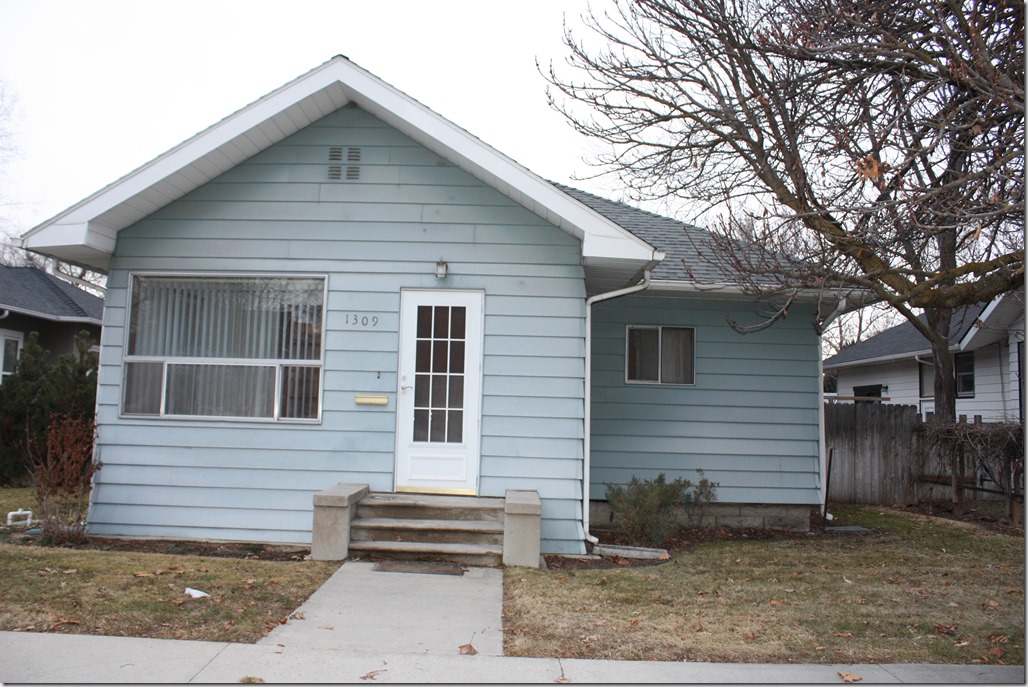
left=413, top=305, right=466, bottom=443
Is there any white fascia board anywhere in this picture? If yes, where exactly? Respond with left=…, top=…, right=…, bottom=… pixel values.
left=23, top=56, right=659, bottom=267
left=24, top=61, right=349, bottom=245
left=334, top=63, right=659, bottom=264
left=648, top=280, right=849, bottom=304
left=0, top=304, right=101, bottom=326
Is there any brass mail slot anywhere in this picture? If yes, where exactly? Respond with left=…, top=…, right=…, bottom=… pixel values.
left=354, top=395, right=389, bottom=406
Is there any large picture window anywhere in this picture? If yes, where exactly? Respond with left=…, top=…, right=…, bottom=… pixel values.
left=626, top=326, right=695, bottom=385
left=123, top=275, right=325, bottom=421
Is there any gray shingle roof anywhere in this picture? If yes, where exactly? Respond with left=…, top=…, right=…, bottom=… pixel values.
left=0, top=265, right=104, bottom=323
left=553, top=183, right=735, bottom=283
left=823, top=304, right=984, bottom=368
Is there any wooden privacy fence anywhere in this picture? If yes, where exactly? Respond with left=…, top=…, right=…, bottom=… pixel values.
left=824, top=403, right=923, bottom=505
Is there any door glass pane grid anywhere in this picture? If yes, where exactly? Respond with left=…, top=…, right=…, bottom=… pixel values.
left=413, top=305, right=467, bottom=444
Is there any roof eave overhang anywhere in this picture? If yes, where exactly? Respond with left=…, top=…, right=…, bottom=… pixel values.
left=648, top=280, right=849, bottom=303
left=0, top=303, right=102, bottom=326
left=21, top=56, right=658, bottom=274
left=823, top=348, right=957, bottom=371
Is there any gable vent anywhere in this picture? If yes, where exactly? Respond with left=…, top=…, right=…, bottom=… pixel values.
left=327, top=146, right=362, bottom=181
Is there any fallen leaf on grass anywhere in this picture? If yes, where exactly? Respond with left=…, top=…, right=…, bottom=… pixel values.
left=988, top=647, right=1005, bottom=659
left=458, top=643, right=478, bottom=655
left=834, top=632, right=854, bottom=638
left=62, top=569, right=77, bottom=574
left=48, top=618, right=82, bottom=631
left=838, top=672, right=862, bottom=683
left=934, top=623, right=957, bottom=635
left=133, top=572, right=154, bottom=577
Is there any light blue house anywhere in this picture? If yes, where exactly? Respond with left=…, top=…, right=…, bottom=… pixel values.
left=22, top=57, right=827, bottom=556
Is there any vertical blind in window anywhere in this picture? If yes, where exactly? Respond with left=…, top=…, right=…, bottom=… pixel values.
left=123, top=275, right=324, bottom=421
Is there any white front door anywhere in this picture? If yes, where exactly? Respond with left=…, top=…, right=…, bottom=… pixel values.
left=395, top=289, right=483, bottom=495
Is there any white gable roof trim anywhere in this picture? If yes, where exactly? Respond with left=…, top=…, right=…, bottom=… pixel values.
left=22, top=56, right=659, bottom=273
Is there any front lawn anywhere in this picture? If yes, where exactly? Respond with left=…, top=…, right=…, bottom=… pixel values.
left=0, top=485, right=337, bottom=643
left=504, top=505, right=1024, bottom=664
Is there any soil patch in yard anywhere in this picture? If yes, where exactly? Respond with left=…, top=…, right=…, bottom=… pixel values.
left=7, top=531, right=311, bottom=561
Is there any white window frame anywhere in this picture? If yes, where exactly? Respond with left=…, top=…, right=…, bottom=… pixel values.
left=955, top=351, right=975, bottom=399
left=0, top=329, right=24, bottom=384
left=624, top=325, right=696, bottom=386
left=121, top=272, right=327, bottom=423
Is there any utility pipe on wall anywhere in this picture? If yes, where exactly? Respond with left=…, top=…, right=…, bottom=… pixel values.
left=582, top=268, right=654, bottom=545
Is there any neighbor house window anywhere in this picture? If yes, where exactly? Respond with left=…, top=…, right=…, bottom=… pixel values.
left=955, top=351, right=975, bottom=398
left=919, top=361, right=935, bottom=398
left=0, top=330, right=23, bottom=384
left=123, top=275, right=325, bottom=421
left=626, top=326, right=695, bottom=385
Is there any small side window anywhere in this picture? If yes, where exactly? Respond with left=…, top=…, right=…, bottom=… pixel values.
left=955, top=351, right=975, bottom=398
left=626, top=326, right=695, bottom=385
left=0, top=330, right=23, bottom=384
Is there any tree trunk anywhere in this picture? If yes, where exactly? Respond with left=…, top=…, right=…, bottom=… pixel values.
left=926, top=308, right=957, bottom=423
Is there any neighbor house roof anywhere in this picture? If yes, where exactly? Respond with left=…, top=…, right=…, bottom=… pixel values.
left=823, top=304, right=986, bottom=370
left=0, top=265, right=104, bottom=324
left=21, top=56, right=662, bottom=292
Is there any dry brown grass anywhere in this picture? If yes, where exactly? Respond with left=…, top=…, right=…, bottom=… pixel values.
left=0, top=540, right=337, bottom=642
left=504, top=506, right=1024, bottom=664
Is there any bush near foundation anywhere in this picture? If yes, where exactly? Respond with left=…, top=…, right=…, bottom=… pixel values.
left=605, top=472, right=718, bottom=547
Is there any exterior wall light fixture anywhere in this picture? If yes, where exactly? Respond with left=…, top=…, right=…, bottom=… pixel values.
left=435, top=258, right=448, bottom=279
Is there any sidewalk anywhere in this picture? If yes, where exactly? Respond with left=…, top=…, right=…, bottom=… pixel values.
left=0, top=560, right=1023, bottom=684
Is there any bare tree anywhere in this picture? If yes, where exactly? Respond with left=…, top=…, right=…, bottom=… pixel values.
left=546, top=0, right=1024, bottom=421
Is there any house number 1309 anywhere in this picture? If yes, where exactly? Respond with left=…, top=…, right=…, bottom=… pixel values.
left=346, top=314, right=379, bottom=327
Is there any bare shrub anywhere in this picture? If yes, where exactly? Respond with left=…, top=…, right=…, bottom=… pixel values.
left=30, top=413, right=98, bottom=544
left=605, top=471, right=719, bottom=546
left=921, top=420, right=1024, bottom=523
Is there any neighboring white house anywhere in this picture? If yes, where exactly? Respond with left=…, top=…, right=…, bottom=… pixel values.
left=823, top=290, right=1025, bottom=422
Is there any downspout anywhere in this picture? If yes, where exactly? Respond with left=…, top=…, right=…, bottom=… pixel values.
left=818, top=297, right=846, bottom=521
left=583, top=267, right=656, bottom=545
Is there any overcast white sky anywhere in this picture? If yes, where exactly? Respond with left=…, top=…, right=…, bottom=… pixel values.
left=0, top=0, right=653, bottom=242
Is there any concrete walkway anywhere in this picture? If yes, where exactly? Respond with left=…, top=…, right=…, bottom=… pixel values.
left=0, top=560, right=1023, bottom=684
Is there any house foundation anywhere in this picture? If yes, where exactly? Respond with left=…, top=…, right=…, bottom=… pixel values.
left=590, top=501, right=814, bottom=533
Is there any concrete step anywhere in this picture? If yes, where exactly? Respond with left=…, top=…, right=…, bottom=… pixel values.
left=348, top=539, right=503, bottom=567
left=356, top=492, right=504, bottom=522
left=351, top=517, right=504, bottom=545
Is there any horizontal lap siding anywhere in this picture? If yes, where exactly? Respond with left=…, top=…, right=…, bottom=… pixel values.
left=590, top=295, right=821, bottom=505
left=91, top=107, right=586, bottom=553
left=834, top=342, right=1019, bottom=421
